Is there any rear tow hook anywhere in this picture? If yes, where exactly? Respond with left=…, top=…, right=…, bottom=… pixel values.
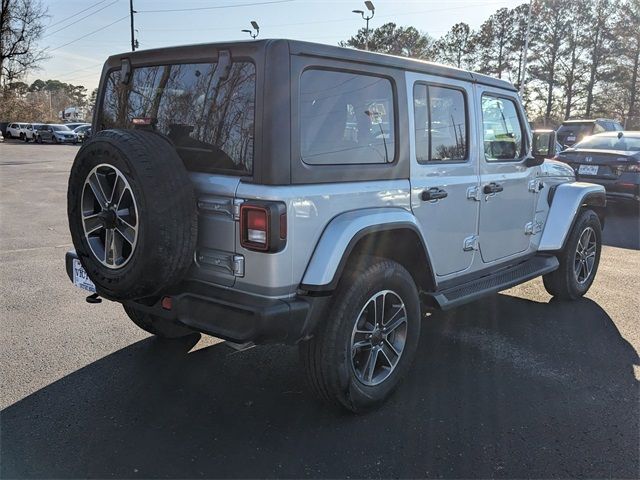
left=86, top=293, right=102, bottom=304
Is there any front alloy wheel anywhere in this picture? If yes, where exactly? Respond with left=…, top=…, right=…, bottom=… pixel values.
left=574, top=226, right=597, bottom=284
left=543, top=208, right=601, bottom=300
left=81, top=164, right=138, bottom=269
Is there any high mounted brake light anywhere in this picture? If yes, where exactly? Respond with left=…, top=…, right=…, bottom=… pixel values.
left=240, top=202, right=287, bottom=253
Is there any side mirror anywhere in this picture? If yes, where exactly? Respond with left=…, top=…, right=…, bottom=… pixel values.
left=528, top=130, right=557, bottom=167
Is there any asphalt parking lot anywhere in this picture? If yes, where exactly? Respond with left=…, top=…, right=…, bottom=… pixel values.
left=1, top=140, right=638, bottom=479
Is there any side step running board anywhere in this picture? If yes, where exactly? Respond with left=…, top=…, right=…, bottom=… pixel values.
left=425, top=255, right=559, bottom=311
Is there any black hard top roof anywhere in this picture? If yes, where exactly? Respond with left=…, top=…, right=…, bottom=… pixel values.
left=109, top=38, right=517, bottom=92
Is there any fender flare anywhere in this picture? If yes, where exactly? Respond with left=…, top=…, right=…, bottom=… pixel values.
left=300, top=207, right=434, bottom=293
left=538, top=182, right=606, bottom=252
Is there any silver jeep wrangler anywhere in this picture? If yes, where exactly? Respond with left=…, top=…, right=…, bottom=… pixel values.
left=66, top=40, right=605, bottom=412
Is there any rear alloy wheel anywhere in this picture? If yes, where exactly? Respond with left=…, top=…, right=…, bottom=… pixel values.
left=350, top=290, right=408, bottom=386
left=300, top=257, right=421, bottom=412
left=543, top=209, right=602, bottom=300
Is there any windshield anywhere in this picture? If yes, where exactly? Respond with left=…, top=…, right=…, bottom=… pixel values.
left=99, top=61, right=256, bottom=175
left=51, top=125, right=71, bottom=131
left=575, top=135, right=640, bottom=152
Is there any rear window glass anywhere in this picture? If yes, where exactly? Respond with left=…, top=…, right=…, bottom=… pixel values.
left=299, top=69, right=395, bottom=165
left=557, top=123, right=594, bottom=143
left=100, top=61, right=256, bottom=175
left=575, top=135, right=640, bottom=151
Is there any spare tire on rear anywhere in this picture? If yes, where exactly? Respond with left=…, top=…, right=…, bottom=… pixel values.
left=67, top=129, right=197, bottom=300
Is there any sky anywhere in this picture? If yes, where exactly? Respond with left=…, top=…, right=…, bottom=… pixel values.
left=32, top=0, right=528, bottom=92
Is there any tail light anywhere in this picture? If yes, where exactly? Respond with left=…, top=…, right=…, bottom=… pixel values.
left=240, top=202, right=287, bottom=252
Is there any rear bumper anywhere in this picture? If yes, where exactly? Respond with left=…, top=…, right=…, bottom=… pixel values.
left=65, top=251, right=325, bottom=345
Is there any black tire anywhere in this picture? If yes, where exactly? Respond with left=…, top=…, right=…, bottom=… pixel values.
left=123, top=305, right=194, bottom=338
left=53, top=136, right=58, bottom=144
left=36, top=136, right=42, bottom=144
left=300, top=257, right=421, bottom=412
left=19, top=132, right=24, bottom=140
left=6, top=131, right=11, bottom=139
left=67, top=129, right=197, bottom=300
left=543, top=208, right=602, bottom=300
left=23, top=135, right=29, bottom=143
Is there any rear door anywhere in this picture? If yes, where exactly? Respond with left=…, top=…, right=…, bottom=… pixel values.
left=408, top=73, right=480, bottom=277
left=477, top=87, right=536, bottom=264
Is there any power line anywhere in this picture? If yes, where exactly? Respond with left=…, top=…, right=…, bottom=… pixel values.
left=48, top=15, right=130, bottom=52
left=138, top=0, right=294, bottom=14
left=140, top=0, right=510, bottom=32
left=45, top=0, right=111, bottom=30
left=43, top=0, right=121, bottom=39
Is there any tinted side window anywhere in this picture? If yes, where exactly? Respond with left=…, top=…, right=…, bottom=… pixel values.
left=414, top=84, right=467, bottom=162
left=300, top=69, right=395, bottom=165
left=481, top=95, right=524, bottom=161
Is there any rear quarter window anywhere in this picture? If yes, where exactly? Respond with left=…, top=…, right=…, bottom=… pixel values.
left=299, top=69, right=395, bottom=165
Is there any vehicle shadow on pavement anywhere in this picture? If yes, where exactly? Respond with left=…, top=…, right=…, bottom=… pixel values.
left=602, top=203, right=640, bottom=250
left=1, top=295, right=638, bottom=479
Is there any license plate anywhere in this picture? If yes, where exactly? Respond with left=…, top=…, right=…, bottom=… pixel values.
left=72, top=258, right=96, bottom=293
left=567, top=135, right=576, bottom=142
left=578, top=164, right=599, bottom=176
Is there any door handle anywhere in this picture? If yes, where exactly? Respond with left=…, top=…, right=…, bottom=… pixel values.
left=483, top=182, right=504, bottom=194
left=421, top=187, right=448, bottom=201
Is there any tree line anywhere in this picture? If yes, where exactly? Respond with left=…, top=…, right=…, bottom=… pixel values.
left=1, top=0, right=638, bottom=129
left=1, top=78, right=97, bottom=123
left=342, top=0, right=640, bottom=129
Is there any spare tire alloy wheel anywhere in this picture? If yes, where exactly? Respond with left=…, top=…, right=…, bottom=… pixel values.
left=350, top=290, right=408, bottom=386
left=68, top=129, right=197, bottom=301
left=82, top=164, right=138, bottom=269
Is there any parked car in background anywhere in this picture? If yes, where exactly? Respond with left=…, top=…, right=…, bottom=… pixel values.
left=24, top=123, right=45, bottom=142
left=73, top=124, right=92, bottom=142
left=5, top=122, right=29, bottom=140
left=35, top=124, right=78, bottom=144
left=64, top=122, right=90, bottom=131
left=557, top=119, right=623, bottom=147
left=555, top=131, right=640, bottom=204
left=0, top=130, right=4, bottom=142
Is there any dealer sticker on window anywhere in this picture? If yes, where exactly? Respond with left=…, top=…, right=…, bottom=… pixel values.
left=72, top=258, right=96, bottom=293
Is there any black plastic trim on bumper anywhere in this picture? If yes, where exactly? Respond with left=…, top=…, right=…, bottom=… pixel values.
left=65, top=251, right=320, bottom=345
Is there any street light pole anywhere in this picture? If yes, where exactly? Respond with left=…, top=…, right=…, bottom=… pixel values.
left=519, top=0, right=533, bottom=99
left=241, top=20, right=260, bottom=39
left=129, top=0, right=137, bottom=51
left=352, top=1, right=375, bottom=51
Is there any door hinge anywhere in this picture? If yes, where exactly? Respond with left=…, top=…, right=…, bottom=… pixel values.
left=463, top=235, right=479, bottom=251
left=233, top=199, right=244, bottom=220
left=528, top=179, right=544, bottom=193
left=466, top=185, right=481, bottom=202
left=525, top=220, right=544, bottom=235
